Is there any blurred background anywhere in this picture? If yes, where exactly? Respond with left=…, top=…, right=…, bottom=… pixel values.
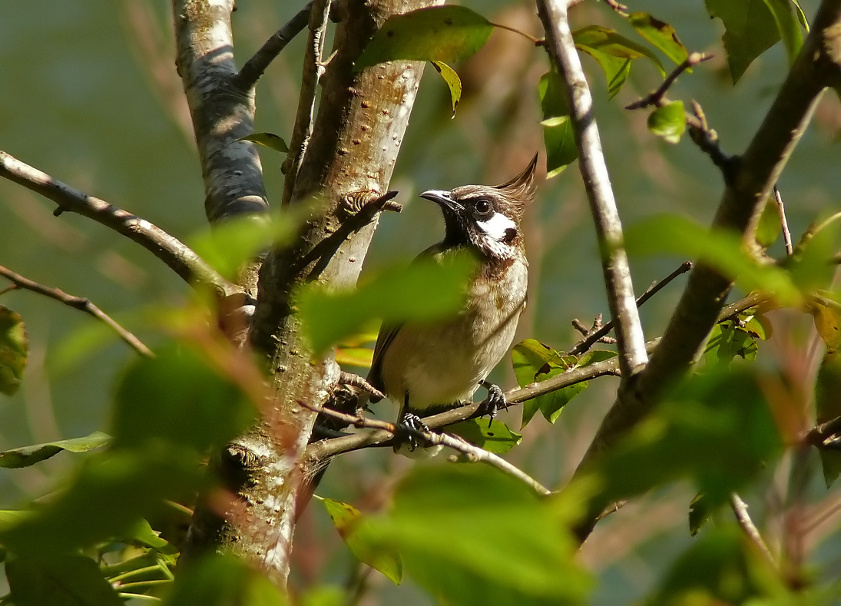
left=1, top=0, right=839, bottom=603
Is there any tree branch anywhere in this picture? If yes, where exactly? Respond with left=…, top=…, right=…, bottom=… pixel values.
left=235, top=2, right=315, bottom=91
left=0, top=150, right=233, bottom=299
left=172, top=0, right=269, bottom=234
left=0, top=264, right=154, bottom=358
left=281, top=0, right=332, bottom=205
left=571, top=0, right=841, bottom=542
left=731, top=493, right=776, bottom=566
left=301, top=401, right=551, bottom=496
left=536, top=0, right=648, bottom=378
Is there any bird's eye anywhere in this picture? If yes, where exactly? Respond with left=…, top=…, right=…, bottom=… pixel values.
left=474, top=199, right=492, bottom=215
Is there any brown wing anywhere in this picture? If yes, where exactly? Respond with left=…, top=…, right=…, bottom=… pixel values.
left=366, top=323, right=401, bottom=403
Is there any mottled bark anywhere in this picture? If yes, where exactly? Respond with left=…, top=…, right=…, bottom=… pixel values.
left=180, top=0, right=441, bottom=587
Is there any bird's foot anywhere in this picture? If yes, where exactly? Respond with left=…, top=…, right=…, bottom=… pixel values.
left=397, top=412, right=432, bottom=452
left=477, top=381, right=508, bottom=427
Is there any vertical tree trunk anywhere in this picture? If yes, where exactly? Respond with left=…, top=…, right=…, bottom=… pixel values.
left=182, top=0, right=441, bottom=588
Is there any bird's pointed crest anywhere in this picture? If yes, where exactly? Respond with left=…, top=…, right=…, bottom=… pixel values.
left=495, top=153, right=539, bottom=205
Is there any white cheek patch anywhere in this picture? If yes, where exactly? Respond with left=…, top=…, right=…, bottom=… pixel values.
left=476, top=212, right=517, bottom=242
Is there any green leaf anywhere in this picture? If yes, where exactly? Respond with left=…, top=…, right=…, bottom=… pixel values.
left=787, top=217, right=839, bottom=294
left=430, top=61, right=462, bottom=116
left=755, top=195, right=781, bottom=248
left=573, top=26, right=665, bottom=98
left=583, top=370, right=783, bottom=509
left=704, top=0, right=784, bottom=83
left=163, top=554, right=287, bottom=606
left=0, top=431, right=110, bottom=468
left=298, top=253, right=475, bottom=356
left=628, top=13, right=689, bottom=66
left=365, top=466, right=592, bottom=605
left=704, top=321, right=759, bottom=367
left=816, top=348, right=841, bottom=487
left=648, top=527, right=785, bottom=604
left=447, top=419, right=522, bottom=454
left=190, top=214, right=297, bottom=281
left=0, top=305, right=27, bottom=396
left=763, top=0, right=806, bottom=65
left=512, top=340, right=588, bottom=427
left=0, top=448, right=202, bottom=556
left=238, top=132, right=289, bottom=153
left=125, top=517, right=169, bottom=549
left=810, top=296, right=841, bottom=349
left=538, top=71, right=578, bottom=177
left=626, top=214, right=801, bottom=306
left=321, top=498, right=402, bottom=584
left=541, top=116, right=578, bottom=178
left=688, top=492, right=714, bottom=536
left=355, top=6, right=493, bottom=71
left=111, top=345, right=254, bottom=453
left=7, top=554, right=123, bottom=606
left=646, top=100, right=686, bottom=144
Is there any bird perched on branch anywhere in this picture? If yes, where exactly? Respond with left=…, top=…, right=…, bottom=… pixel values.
left=368, top=154, right=538, bottom=455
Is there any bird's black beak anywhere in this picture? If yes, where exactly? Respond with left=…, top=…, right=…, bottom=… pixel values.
left=420, top=189, right=463, bottom=213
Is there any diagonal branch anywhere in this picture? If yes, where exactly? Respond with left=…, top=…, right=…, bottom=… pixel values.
left=302, top=401, right=551, bottom=496
left=0, top=150, right=234, bottom=299
left=571, top=0, right=841, bottom=542
left=0, top=264, right=154, bottom=358
left=235, top=2, right=316, bottom=91
left=536, top=0, right=648, bottom=378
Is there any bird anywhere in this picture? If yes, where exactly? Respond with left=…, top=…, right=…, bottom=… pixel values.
left=367, top=154, right=538, bottom=455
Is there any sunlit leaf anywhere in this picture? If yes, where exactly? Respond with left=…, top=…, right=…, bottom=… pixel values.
left=704, top=0, right=783, bottom=82
left=626, top=214, right=801, bottom=306
left=628, top=13, right=689, bottom=66
left=0, top=431, right=110, bottom=469
left=787, top=217, right=839, bottom=294
left=364, top=466, right=592, bottom=604
left=755, top=195, right=781, bottom=248
left=0, top=305, right=27, bottom=396
left=538, top=71, right=578, bottom=177
left=431, top=61, right=462, bottom=116
left=447, top=419, right=522, bottom=454
left=356, top=6, right=493, bottom=71
left=238, top=132, right=289, bottom=153
left=7, top=554, right=123, bottom=606
left=809, top=296, right=841, bottom=349
left=541, top=116, right=578, bottom=178
left=763, top=0, right=806, bottom=65
left=322, top=498, right=402, bottom=584
left=647, top=100, right=686, bottom=144
left=125, top=517, right=169, bottom=549
left=512, top=339, right=588, bottom=427
left=335, top=346, right=373, bottom=369
left=298, top=253, right=475, bottom=356
left=163, top=554, right=287, bottom=606
left=574, top=26, right=664, bottom=98
left=190, top=214, right=297, bottom=281
left=300, top=586, right=345, bottom=606
left=704, top=321, right=759, bottom=367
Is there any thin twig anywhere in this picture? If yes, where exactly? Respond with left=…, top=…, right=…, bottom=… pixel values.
left=0, top=264, right=153, bottom=358
left=625, top=52, right=712, bottom=110
left=235, top=2, right=315, bottom=91
left=537, top=0, right=648, bottom=377
left=774, top=186, right=794, bottom=255
left=282, top=0, right=332, bottom=205
left=568, top=261, right=692, bottom=355
left=731, top=493, right=776, bottom=566
left=302, top=401, right=552, bottom=496
left=0, top=150, right=234, bottom=299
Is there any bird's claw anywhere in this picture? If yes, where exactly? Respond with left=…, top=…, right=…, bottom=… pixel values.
left=478, top=382, right=508, bottom=427
left=398, top=412, right=431, bottom=451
